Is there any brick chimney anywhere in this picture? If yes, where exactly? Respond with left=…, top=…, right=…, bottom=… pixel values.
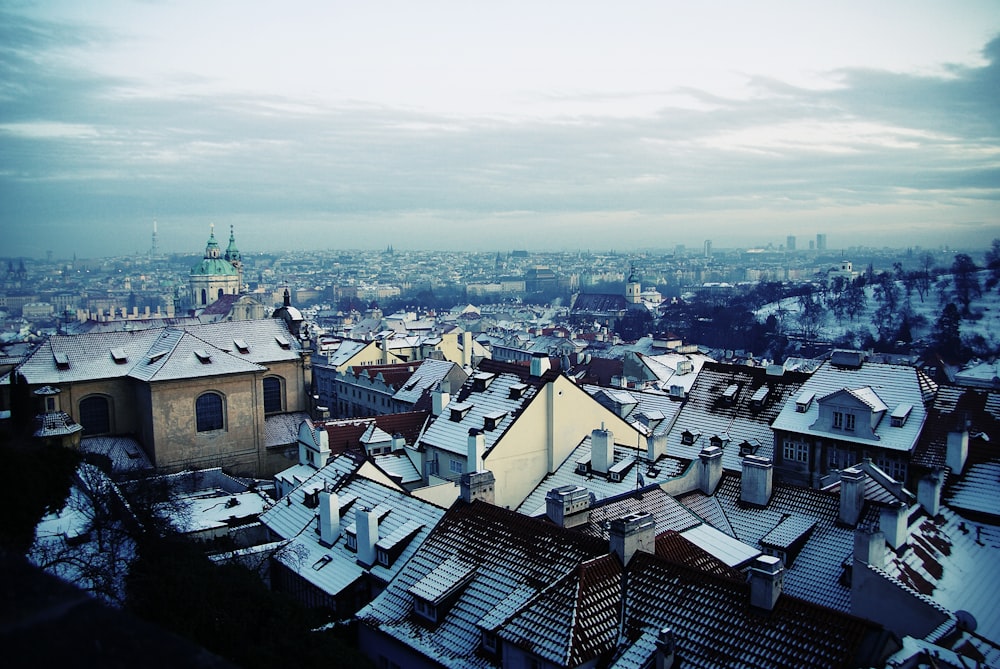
left=748, top=555, right=784, bottom=611
left=467, top=428, right=485, bottom=473
left=838, top=467, right=866, bottom=526
left=318, top=491, right=340, bottom=546
left=698, top=446, right=722, bottom=495
left=610, top=512, right=655, bottom=565
left=356, top=507, right=378, bottom=567
left=545, top=485, right=591, bottom=528
left=461, top=470, right=496, bottom=505
left=853, top=524, right=885, bottom=570
left=917, top=469, right=944, bottom=517
left=591, top=426, right=614, bottom=475
left=740, top=455, right=773, bottom=507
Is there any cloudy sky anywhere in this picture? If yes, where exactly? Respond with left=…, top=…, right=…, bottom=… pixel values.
left=2, top=1, right=998, bottom=259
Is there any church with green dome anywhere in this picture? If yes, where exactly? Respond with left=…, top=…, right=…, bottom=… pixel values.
left=190, top=224, right=243, bottom=308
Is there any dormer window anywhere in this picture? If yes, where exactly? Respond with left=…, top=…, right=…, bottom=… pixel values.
left=233, top=338, right=250, bottom=354
left=275, top=335, right=291, bottom=350
left=194, top=349, right=212, bottom=364
left=509, top=383, right=528, bottom=400
left=795, top=391, right=815, bottom=413
left=890, top=404, right=912, bottom=427
left=345, top=530, right=357, bottom=551
left=681, top=430, right=697, bottom=446
left=472, top=372, right=495, bottom=391
left=110, top=348, right=127, bottom=364
left=54, top=352, right=70, bottom=370
left=413, top=597, right=437, bottom=624
left=750, top=386, right=769, bottom=408
left=449, top=402, right=473, bottom=422
left=722, top=384, right=738, bottom=404
left=483, top=410, right=506, bottom=431
left=481, top=630, right=498, bottom=654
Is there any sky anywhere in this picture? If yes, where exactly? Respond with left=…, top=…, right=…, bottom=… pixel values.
left=1, top=1, right=999, bottom=259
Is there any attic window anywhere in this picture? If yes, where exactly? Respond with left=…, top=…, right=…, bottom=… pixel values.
left=54, top=352, right=70, bottom=370
left=576, top=455, right=591, bottom=475
left=194, top=349, right=212, bottom=364
left=669, top=385, right=685, bottom=399
left=681, top=430, right=698, bottom=446
left=609, top=457, right=635, bottom=482
left=709, top=434, right=727, bottom=449
left=275, top=335, right=291, bottom=350
left=449, top=402, right=473, bottom=422
left=483, top=410, right=506, bottom=431
left=148, top=351, right=166, bottom=364
left=375, top=519, right=424, bottom=567
left=750, top=386, right=769, bottom=407
left=509, top=383, right=528, bottom=400
left=795, top=391, right=815, bottom=413
left=739, top=440, right=759, bottom=456
left=472, top=372, right=496, bottom=391
left=233, top=338, right=250, bottom=354
left=110, top=348, right=127, bottom=364
left=890, top=404, right=913, bottom=427
left=722, top=384, right=738, bottom=404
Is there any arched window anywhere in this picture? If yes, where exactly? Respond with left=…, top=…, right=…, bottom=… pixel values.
left=263, top=376, right=284, bottom=414
left=218, top=288, right=224, bottom=300
left=79, top=395, right=111, bottom=435
left=201, top=288, right=207, bottom=305
left=196, top=392, right=225, bottom=432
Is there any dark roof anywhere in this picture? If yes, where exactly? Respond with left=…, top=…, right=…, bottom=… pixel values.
left=321, top=411, right=430, bottom=452
left=572, top=293, right=628, bottom=314
left=912, top=384, right=1000, bottom=472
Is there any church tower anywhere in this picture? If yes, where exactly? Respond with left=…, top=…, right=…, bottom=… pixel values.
left=625, top=264, right=641, bottom=305
left=189, top=224, right=241, bottom=309
left=224, top=224, right=244, bottom=291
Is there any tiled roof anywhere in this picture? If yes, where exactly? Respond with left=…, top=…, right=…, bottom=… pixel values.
left=80, top=435, right=152, bottom=474
left=772, top=360, right=933, bottom=453
left=665, top=362, right=811, bottom=472
left=912, top=384, right=999, bottom=471
left=264, top=412, right=308, bottom=448
left=320, top=411, right=430, bottom=453
left=583, top=384, right=684, bottom=437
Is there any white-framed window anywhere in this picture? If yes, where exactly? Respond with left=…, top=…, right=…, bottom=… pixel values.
left=845, top=413, right=856, bottom=431
left=833, top=411, right=844, bottom=429
left=783, top=439, right=808, bottom=463
left=346, top=532, right=357, bottom=551
left=413, top=597, right=437, bottom=623
left=449, top=458, right=464, bottom=475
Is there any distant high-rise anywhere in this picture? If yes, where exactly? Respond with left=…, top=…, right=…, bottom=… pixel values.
left=816, top=233, right=827, bottom=251
left=704, top=240, right=712, bottom=258
left=786, top=235, right=796, bottom=251
left=150, top=220, right=159, bottom=257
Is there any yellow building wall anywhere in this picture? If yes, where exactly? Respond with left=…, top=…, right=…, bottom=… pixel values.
left=485, top=375, right=641, bottom=509
left=60, top=378, right=143, bottom=436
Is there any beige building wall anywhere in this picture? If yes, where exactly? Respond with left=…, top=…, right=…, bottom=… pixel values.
left=56, top=378, right=143, bottom=437
left=485, top=375, right=641, bottom=508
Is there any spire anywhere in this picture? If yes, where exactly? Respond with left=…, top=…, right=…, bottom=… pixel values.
left=225, top=224, right=241, bottom=263
left=204, top=224, right=221, bottom=259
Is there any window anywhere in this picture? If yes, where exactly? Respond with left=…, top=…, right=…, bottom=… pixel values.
left=845, top=414, right=855, bottom=431
left=201, top=289, right=207, bottom=305
left=833, top=411, right=843, bottom=429
left=783, top=439, right=808, bottom=463
left=346, top=532, right=357, bottom=551
left=217, top=288, right=224, bottom=300
left=263, top=376, right=284, bottom=414
left=79, top=395, right=111, bottom=435
left=449, top=458, right=464, bottom=475
left=413, top=597, right=437, bottom=623
left=196, top=392, right=225, bottom=432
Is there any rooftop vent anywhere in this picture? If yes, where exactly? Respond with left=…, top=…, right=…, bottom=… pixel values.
left=233, top=338, right=250, bottom=354
left=275, top=334, right=291, bottom=350
left=110, top=347, right=127, bottom=364
left=54, top=352, right=70, bottom=370
left=194, top=349, right=212, bottom=364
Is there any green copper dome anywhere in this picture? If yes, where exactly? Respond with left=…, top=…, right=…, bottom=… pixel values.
left=191, top=257, right=238, bottom=276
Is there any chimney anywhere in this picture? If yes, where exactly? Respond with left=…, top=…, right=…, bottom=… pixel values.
left=319, top=491, right=340, bottom=546
left=530, top=352, right=551, bottom=377
left=917, top=469, right=944, bottom=517
left=432, top=381, right=450, bottom=417
left=545, top=485, right=591, bottom=528
left=946, top=429, right=969, bottom=475
left=391, top=432, right=406, bottom=452
left=654, top=628, right=676, bottom=669
left=740, top=455, right=773, bottom=507
left=610, top=512, right=655, bottom=565
left=381, top=335, right=391, bottom=363
left=853, top=524, right=885, bottom=570
left=591, top=426, right=614, bottom=474
left=461, top=470, right=495, bottom=504
left=467, top=428, right=485, bottom=473
left=646, top=432, right=666, bottom=462
left=748, top=555, right=784, bottom=611
left=462, top=330, right=473, bottom=367
left=356, top=507, right=378, bottom=567
left=698, top=446, right=723, bottom=495
left=880, top=501, right=908, bottom=550
left=839, top=467, right=866, bottom=526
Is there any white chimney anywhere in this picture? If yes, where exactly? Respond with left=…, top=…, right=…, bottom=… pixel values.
left=748, top=555, right=784, bottom=611
left=545, top=485, right=591, bottom=528
left=591, top=427, right=614, bottom=474
left=391, top=432, right=406, bottom=452
left=467, top=428, right=485, bottom=473
left=740, top=455, right=773, bottom=507
left=917, top=469, right=944, bottom=517
left=880, top=501, right=908, bottom=550
left=698, top=446, right=723, bottom=495
left=853, top=525, right=884, bottom=570
left=646, top=432, right=666, bottom=462
left=610, top=512, right=655, bottom=565
left=946, top=429, right=969, bottom=475
left=319, top=491, right=340, bottom=546
left=530, top=352, right=551, bottom=377
left=839, top=467, right=866, bottom=526
left=356, top=507, right=379, bottom=567
left=462, top=330, right=473, bottom=366
left=432, top=381, right=450, bottom=417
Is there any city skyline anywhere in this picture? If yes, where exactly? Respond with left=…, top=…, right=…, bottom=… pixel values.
left=2, top=1, right=999, bottom=258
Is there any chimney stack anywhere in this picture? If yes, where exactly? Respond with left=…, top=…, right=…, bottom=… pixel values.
left=698, top=446, right=723, bottom=495
left=391, top=432, right=406, bottom=452
left=530, top=352, right=551, bottom=377
left=880, top=501, right=908, bottom=550
left=467, top=428, right=485, bottom=473
left=853, top=524, right=885, bottom=570
left=740, top=455, right=773, bottom=507
left=432, top=381, right=450, bottom=417
left=591, top=426, right=614, bottom=474
left=748, top=555, right=784, bottom=611
left=838, top=467, right=866, bottom=526
left=646, top=432, right=666, bottom=462
left=946, top=429, right=969, bottom=475
left=545, top=485, right=591, bottom=528
left=654, top=628, right=676, bottom=669
left=917, top=469, right=944, bottom=517
left=356, top=507, right=379, bottom=567
left=610, top=512, right=655, bottom=565
left=461, top=470, right=496, bottom=505
left=319, top=491, right=340, bottom=546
